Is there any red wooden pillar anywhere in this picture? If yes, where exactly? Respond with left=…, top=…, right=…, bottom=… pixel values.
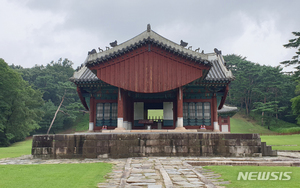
left=123, top=91, right=128, bottom=130
left=116, top=88, right=125, bottom=130
left=212, top=94, right=220, bottom=131
left=127, top=97, right=133, bottom=130
left=126, top=96, right=131, bottom=129
left=228, top=116, right=231, bottom=132
left=89, top=95, right=95, bottom=131
left=173, top=100, right=177, bottom=128
left=218, top=116, right=222, bottom=132
left=176, top=87, right=185, bottom=130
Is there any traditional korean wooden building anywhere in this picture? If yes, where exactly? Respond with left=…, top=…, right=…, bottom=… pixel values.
left=70, top=25, right=234, bottom=132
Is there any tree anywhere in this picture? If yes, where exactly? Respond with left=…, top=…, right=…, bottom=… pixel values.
left=224, top=54, right=296, bottom=123
left=11, top=58, right=84, bottom=133
left=280, top=32, right=300, bottom=76
left=280, top=32, right=300, bottom=125
left=0, top=59, right=44, bottom=146
left=252, top=101, right=286, bottom=126
left=225, top=55, right=262, bottom=115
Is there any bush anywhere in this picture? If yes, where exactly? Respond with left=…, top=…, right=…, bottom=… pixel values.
left=273, top=127, right=300, bottom=133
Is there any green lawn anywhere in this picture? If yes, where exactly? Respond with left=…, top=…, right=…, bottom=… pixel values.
left=261, top=134, right=300, bottom=150
left=0, top=139, right=32, bottom=159
left=230, top=113, right=274, bottom=134
left=74, top=113, right=89, bottom=132
left=0, top=163, right=112, bottom=188
left=204, top=166, right=300, bottom=188
left=230, top=117, right=274, bottom=134
left=148, top=109, right=163, bottom=119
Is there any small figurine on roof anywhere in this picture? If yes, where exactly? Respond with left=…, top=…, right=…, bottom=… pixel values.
left=102, top=125, right=107, bottom=130
left=200, top=125, right=206, bottom=129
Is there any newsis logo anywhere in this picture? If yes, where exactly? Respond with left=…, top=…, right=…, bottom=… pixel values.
left=237, top=172, right=292, bottom=181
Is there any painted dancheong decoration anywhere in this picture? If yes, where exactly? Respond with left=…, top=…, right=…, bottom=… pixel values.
left=70, top=24, right=235, bottom=132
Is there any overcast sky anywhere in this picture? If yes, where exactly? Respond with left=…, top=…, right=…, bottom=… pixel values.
left=0, top=0, right=299, bottom=72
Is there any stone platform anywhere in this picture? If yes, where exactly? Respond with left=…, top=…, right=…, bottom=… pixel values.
left=31, top=132, right=276, bottom=159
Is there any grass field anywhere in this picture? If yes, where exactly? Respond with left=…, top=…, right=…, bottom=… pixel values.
left=0, top=134, right=113, bottom=188
left=74, top=113, right=89, bottom=132
left=0, top=139, right=32, bottom=159
left=260, top=134, right=300, bottom=150
left=148, top=109, right=163, bottom=119
left=0, top=163, right=112, bottom=188
left=204, top=166, right=300, bottom=188
left=230, top=113, right=300, bottom=151
left=230, top=113, right=274, bottom=134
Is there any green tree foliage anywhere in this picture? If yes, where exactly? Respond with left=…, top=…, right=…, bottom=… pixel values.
left=38, top=100, right=64, bottom=134
left=280, top=32, right=300, bottom=125
left=225, top=55, right=261, bottom=115
left=290, top=95, right=300, bottom=124
left=290, top=81, right=300, bottom=124
left=280, top=31, right=300, bottom=76
left=11, top=58, right=82, bottom=133
left=224, top=54, right=296, bottom=125
left=252, top=101, right=286, bottom=126
left=0, top=59, right=44, bottom=146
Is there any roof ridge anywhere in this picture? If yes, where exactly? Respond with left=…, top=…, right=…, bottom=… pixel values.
left=86, top=29, right=212, bottom=67
left=217, top=55, right=234, bottom=79
left=70, top=26, right=235, bottom=84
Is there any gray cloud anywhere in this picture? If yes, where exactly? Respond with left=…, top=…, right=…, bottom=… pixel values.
left=1, top=0, right=299, bottom=72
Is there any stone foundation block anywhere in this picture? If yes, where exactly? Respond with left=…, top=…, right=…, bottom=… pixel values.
left=146, top=140, right=160, bottom=146
left=32, top=133, right=275, bottom=159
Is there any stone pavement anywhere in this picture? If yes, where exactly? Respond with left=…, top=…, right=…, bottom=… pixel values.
left=98, top=157, right=217, bottom=188
left=1, top=152, right=300, bottom=188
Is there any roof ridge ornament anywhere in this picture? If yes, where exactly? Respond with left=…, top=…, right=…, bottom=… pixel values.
left=110, top=40, right=117, bottom=47
left=147, top=24, right=151, bottom=32
left=88, top=49, right=96, bottom=55
left=180, top=40, right=188, bottom=47
left=214, top=48, right=222, bottom=56
left=98, top=47, right=103, bottom=52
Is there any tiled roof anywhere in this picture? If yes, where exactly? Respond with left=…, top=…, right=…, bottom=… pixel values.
left=206, top=57, right=234, bottom=81
left=217, top=105, right=238, bottom=114
left=86, top=29, right=212, bottom=67
left=70, top=66, right=98, bottom=83
left=70, top=26, right=234, bottom=84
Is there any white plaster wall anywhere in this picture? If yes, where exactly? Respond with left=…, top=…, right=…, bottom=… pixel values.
left=134, top=102, right=144, bottom=120
left=123, top=121, right=128, bottom=130
left=222, top=125, right=229, bottom=132
left=128, top=122, right=132, bottom=130
left=163, top=102, right=173, bottom=120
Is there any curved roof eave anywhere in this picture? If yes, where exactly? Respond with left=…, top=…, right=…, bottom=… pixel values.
left=86, top=29, right=212, bottom=67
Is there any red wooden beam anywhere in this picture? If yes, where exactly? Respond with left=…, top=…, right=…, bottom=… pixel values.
left=218, top=84, right=229, bottom=110
left=76, top=87, right=89, bottom=111
left=90, top=45, right=210, bottom=93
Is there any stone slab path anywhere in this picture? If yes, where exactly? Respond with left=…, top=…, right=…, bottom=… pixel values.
left=98, top=157, right=215, bottom=188
left=1, top=152, right=299, bottom=188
